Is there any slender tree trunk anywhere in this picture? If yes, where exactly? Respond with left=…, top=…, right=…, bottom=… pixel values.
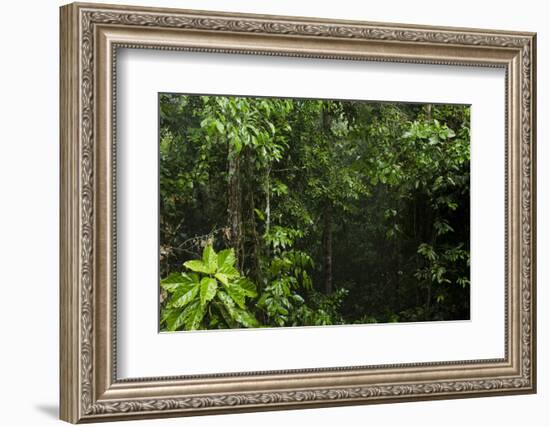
left=227, top=152, right=242, bottom=269
left=426, top=103, right=433, bottom=121
left=423, top=201, right=435, bottom=315
left=265, top=169, right=271, bottom=237
left=394, top=237, right=400, bottom=311
left=320, top=103, right=334, bottom=294
left=323, top=204, right=333, bottom=294
left=250, top=188, right=262, bottom=289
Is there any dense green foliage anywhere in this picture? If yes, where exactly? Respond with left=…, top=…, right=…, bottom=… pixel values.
left=159, top=94, right=470, bottom=331
left=161, top=246, right=258, bottom=330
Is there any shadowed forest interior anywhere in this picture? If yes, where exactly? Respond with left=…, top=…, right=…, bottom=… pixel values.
left=159, top=93, right=470, bottom=332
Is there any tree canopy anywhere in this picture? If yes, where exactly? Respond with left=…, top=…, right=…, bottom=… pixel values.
left=159, top=94, right=470, bottom=331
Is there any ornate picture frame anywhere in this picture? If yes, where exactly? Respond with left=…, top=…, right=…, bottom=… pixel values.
left=60, top=2, right=536, bottom=423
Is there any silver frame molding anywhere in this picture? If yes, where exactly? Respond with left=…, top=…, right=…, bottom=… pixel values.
left=60, top=2, right=537, bottom=423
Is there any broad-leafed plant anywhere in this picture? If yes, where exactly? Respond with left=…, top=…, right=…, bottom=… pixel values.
left=161, top=245, right=258, bottom=331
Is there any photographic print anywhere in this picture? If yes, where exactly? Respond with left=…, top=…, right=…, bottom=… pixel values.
left=158, top=94, right=471, bottom=332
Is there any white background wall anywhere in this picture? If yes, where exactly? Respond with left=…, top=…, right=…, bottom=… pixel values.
left=0, top=0, right=546, bottom=425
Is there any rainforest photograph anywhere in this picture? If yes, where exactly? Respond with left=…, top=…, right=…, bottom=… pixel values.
left=158, top=93, right=470, bottom=332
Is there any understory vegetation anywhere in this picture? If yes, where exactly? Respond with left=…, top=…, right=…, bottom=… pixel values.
left=159, top=94, right=470, bottom=331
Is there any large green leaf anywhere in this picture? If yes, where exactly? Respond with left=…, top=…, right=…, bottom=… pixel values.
left=225, top=283, right=246, bottom=309
left=160, top=307, right=174, bottom=324
left=170, top=283, right=199, bottom=308
left=200, top=277, right=218, bottom=306
left=167, top=281, right=197, bottom=308
left=237, top=278, right=257, bottom=298
left=217, top=264, right=239, bottom=278
left=163, top=307, right=186, bottom=331
left=217, top=248, right=236, bottom=268
left=214, top=273, right=229, bottom=286
left=212, top=301, right=238, bottom=329
left=164, top=301, right=207, bottom=331
left=183, top=301, right=206, bottom=330
left=202, top=245, right=218, bottom=274
left=233, top=309, right=260, bottom=328
left=160, top=272, right=198, bottom=292
left=183, top=259, right=211, bottom=274
left=161, top=307, right=179, bottom=331
left=189, top=305, right=206, bottom=330
left=217, top=290, right=235, bottom=311
left=217, top=291, right=258, bottom=327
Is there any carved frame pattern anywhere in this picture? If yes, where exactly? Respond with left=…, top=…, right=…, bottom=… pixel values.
left=60, top=2, right=536, bottom=423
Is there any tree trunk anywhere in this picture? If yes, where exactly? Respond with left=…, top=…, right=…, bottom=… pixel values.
left=323, top=204, right=333, bottom=294
left=227, top=152, right=242, bottom=269
left=265, top=169, right=271, bottom=237
left=264, top=169, right=271, bottom=260
left=394, top=237, right=400, bottom=311
left=250, top=188, right=262, bottom=289
left=320, top=103, right=334, bottom=294
left=421, top=199, right=435, bottom=315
